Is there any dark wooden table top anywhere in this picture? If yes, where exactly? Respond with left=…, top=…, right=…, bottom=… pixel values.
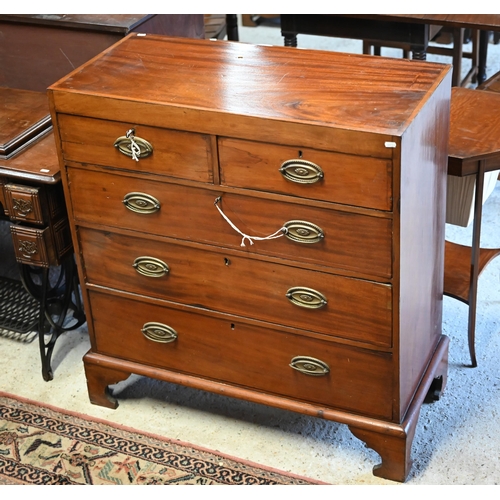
left=0, top=134, right=59, bottom=184
left=0, top=14, right=155, bottom=33
left=0, top=88, right=58, bottom=184
left=344, top=14, right=500, bottom=31
left=0, top=88, right=51, bottom=153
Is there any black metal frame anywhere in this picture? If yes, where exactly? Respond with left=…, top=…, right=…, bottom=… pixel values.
left=1, top=254, right=85, bottom=381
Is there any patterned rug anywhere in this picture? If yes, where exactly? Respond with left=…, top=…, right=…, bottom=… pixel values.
left=0, top=392, right=322, bottom=485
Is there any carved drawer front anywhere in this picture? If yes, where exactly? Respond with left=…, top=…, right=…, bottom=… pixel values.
left=4, top=184, right=44, bottom=224
left=219, top=138, right=393, bottom=211
left=58, top=114, right=214, bottom=182
left=10, top=219, right=72, bottom=267
left=80, top=228, right=393, bottom=347
left=3, top=183, right=66, bottom=225
left=90, top=290, right=394, bottom=420
left=10, top=225, right=55, bottom=267
left=68, top=167, right=393, bottom=278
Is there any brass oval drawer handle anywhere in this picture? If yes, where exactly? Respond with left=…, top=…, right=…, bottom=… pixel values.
left=283, top=220, right=324, bottom=244
left=279, top=159, right=324, bottom=184
left=114, top=128, right=153, bottom=161
left=133, top=256, right=169, bottom=278
left=123, top=192, right=161, bottom=214
left=290, top=356, right=330, bottom=376
left=141, top=322, right=178, bottom=343
left=286, top=287, right=327, bottom=309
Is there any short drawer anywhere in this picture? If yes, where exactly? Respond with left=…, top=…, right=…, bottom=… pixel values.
left=58, top=114, right=214, bottom=183
left=68, top=167, right=393, bottom=278
left=10, top=220, right=72, bottom=267
left=4, top=183, right=67, bottom=225
left=10, top=225, right=54, bottom=266
left=80, top=228, right=392, bottom=347
left=10, top=225, right=53, bottom=267
left=90, top=290, right=394, bottom=420
left=219, top=138, right=393, bottom=211
left=4, top=184, right=45, bottom=224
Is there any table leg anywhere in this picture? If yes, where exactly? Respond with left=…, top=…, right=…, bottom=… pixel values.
left=411, top=49, right=426, bottom=60
left=478, top=30, right=489, bottom=84
left=283, top=32, right=298, bottom=47
left=226, top=14, right=239, bottom=41
left=451, top=28, right=464, bottom=87
left=467, top=160, right=486, bottom=367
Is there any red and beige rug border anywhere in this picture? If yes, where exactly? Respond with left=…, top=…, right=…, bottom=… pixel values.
left=0, top=390, right=326, bottom=485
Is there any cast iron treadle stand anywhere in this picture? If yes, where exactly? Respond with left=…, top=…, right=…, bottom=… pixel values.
left=0, top=276, right=39, bottom=338
left=8, top=256, right=86, bottom=381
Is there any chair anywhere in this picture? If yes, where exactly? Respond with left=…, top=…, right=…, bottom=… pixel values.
left=477, top=68, right=500, bottom=93
left=279, top=15, right=488, bottom=88
left=364, top=27, right=484, bottom=87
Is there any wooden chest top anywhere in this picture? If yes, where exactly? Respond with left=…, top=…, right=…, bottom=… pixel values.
left=49, top=34, right=451, bottom=141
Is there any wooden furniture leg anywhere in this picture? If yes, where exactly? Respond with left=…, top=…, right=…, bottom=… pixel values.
left=283, top=32, right=297, bottom=47
left=468, top=161, right=486, bottom=367
left=451, top=28, right=464, bottom=86
left=349, top=424, right=416, bottom=482
left=350, top=336, right=448, bottom=482
left=84, top=352, right=132, bottom=409
left=478, top=30, right=489, bottom=84
left=226, top=14, right=239, bottom=41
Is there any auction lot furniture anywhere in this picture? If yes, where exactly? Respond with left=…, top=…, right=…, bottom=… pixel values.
left=49, top=34, right=451, bottom=482
left=0, top=15, right=204, bottom=380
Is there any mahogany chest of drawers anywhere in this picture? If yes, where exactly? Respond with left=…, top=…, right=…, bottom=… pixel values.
left=49, top=34, right=452, bottom=482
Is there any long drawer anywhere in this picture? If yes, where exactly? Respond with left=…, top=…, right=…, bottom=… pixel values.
left=219, top=137, right=393, bottom=211
left=80, top=227, right=392, bottom=347
left=57, top=114, right=214, bottom=183
left=89, top=289, right=394, bottom=420
left=68, top=167, right=393, bottom=278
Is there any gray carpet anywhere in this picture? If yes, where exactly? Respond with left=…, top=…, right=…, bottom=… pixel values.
left=1, top=18, right=499, bottom=485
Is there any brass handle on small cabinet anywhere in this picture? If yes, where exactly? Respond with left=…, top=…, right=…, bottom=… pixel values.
left=133, top=257, right=169, bottom=278
left=123, top=192, right=160, bottom=214
left=141, top=322, right=178, bottom=343
left=114, top=128, right=153, bottom=161
left=283, top=220, right=324, bottom=244
left=286, top=287, right=327, bottom=309
left=290, top=356, right=330, bottom=376
left=279, top=159, right=324, bottom=184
